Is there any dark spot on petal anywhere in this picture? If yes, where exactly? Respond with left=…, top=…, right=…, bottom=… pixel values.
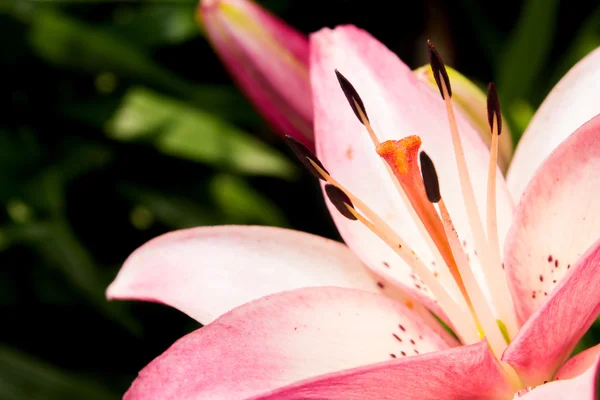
left=567, top=264, right=571, bottom=269
left=401, top=351, right=407, bottom=356
left=553, top=280, right=557, bottom=284
left=398, top=244, right=402, bottom=249
left=383, top=261, right=390, bottom=268
left=393, top=333, right=402, bottom=342
left=502, top=263, right=505, bottom=270
left=410, top=339, right=415, bottom=345
left=539, top=274, right=544, bottom=282
left=544, top=292, right=548, bottom=296
left=555, top=260, right=559, bottom=268
left=548, top=255, right=553, bottom=262
left=414, top=349, right=419, bottom=354
left=399, top=324, right=406, bottom=332
left=390, top=353, right=397, bottom=358
left=377, top=281, right=385, bottom=289
left=419, top=335, right=423, bottom=340
left=532, top=291, right=536, bottom=299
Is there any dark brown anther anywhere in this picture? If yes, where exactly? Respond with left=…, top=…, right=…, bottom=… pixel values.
left=324, top=184, right=357, bottom=221
left=427, top=40, right=452, bottom=99
left=487, top=83, right=502, bottom=135
left=335, top=69, right=369, bottom=124
left=285, top=135, right=329, bottom=181
left=419, top=151, right=441, bottom=203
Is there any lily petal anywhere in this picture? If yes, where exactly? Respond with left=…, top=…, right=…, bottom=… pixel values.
left=200, top=0, right=313, bottom=146
left=516, top=356, right=600, bottom=400
left=310, top=25, right=513, bottom=321
left=502, top=238, right=600, bottom=386
left=504, top=113, right=600, bottom=324
left=556, top=343, right=600, bottom=381
left=253, top=340, right=513, bottom=400
left=507, top=46, right=600, bottom=201
left=107, top=225, right=381, bottom=324
left=123, top=287, right=451, bottom=400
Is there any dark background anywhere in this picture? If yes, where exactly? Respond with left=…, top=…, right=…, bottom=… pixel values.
left=2, top=0, right=600, bottom=397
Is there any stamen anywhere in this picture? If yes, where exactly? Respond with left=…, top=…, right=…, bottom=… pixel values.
left=428, top=41, right=517, bottom=339
left=324, top=184, right=357, bottom=221
left=420, top=151, right=508, bottom=356
left=485, top=84, right=517, bottom=337
left=323, top=183, right=480, bottom=344
left=334, top=72, right=453, bottom=295
left=335, top=69, right=369, bottom=124
left=284, top=135, right=329, bottom=180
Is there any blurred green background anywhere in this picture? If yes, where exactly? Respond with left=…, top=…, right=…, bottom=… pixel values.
left=1, top=0, right=600, bottom=397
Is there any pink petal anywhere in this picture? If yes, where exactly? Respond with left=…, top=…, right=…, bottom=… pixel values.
left=516, top=356, right=600, bottom=400
left=556, top=343, right=600, bottom=381
left=507, top=46, right=600, bottom=201
left=503, top=114, right=600, bottom=325
left=502, top=238, right=600, bottom=386
left=253, top=340, right=513, bottom=400
left=123, top=287, right=452, bottom=400
left=107, top=225, right=382, bottom=324
left=200, top=0, right=313, bottom=146
left=310, top=25, right=513, bottom=319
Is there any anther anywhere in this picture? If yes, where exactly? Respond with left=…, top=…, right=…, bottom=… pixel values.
left=419, top=151, right=441, bottom=203
left=335, top=69, right=369, bottom=124
left=487, top=83, right=502, bottom=135
left=324, top=184, right=357, bottom=221
left=427, top=40, right=452, bottom=99
left=285, top=135, right=329, bottom=180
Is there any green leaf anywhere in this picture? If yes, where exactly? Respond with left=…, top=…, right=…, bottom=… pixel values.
left=119, top=183, right=219, bottom=229
left=497, top=0, right=560, bottom=131
left=0, top=347, right=118, bottom=400
left=107, top=87, right=297, bottom=179
left=550, top=5, right=600, bottom=89
left=210, top=174, right=288, bottom=227
left=2, top=220, right=139, bottom=333
left=109, top=5, right=199, bottom=49
left=29, top=8, right=260, bottom=125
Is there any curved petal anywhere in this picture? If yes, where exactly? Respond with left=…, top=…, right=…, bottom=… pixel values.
left=107, top=225, right=383, bottom=324
left=507, top=46, right=600, bottom=201
left=504, top=114, right=600, bottom=324
left=502, top=239, right=600, bottom=387
left=123, top=287, right=452, bottom=400
left=517, top=356, right=600, bottom=400
left=200, top=0, right=313, bottom=146
left=253, top=340, right=513, bottom=400
left=556, top=343, right=600, bottom=381
left=310, top=25, right=513, bottom=322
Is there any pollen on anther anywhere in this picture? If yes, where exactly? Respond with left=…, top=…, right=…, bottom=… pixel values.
left=324, top=184, right=357, bottom=221
left=334, top=69, right=369, bottom=124
left=285, top=136, right=329, bottom=180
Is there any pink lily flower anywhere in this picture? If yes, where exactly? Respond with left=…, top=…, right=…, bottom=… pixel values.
left=199, top=0, right=313, bottom=148
left=107, top=25, right=600, bottom=399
